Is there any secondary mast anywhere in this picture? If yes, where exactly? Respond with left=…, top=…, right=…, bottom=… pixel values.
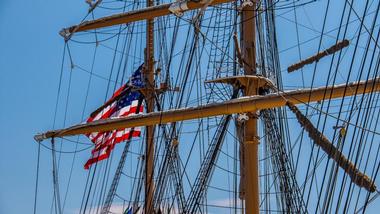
left=144, top=0, right=155, bottom=211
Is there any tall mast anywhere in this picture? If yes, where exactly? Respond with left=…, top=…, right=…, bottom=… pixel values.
left=144, top=0, right=155, bottom=211
left=240, top=1, right=259, bottom=213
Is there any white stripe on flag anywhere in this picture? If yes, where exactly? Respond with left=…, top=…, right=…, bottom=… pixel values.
left=91, top=102, right=117, bottom=122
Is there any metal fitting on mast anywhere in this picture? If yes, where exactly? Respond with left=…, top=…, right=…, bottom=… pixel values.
left=169, top=1, right=189, bottom=17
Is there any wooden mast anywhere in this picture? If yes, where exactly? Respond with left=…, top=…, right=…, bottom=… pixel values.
left=144, top=0, right=155, bottom=211
left=240, top=1, right=259, bottom=213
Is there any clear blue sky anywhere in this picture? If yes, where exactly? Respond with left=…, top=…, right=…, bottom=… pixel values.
left=0, top=1, right=88, bottom=213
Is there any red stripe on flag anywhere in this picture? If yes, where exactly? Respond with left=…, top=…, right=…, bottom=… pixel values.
left=111, top=84, right=127, bottom=98
left=84, top=151, right=109, bottom=169
left=114, top=130, right=141, bottom=144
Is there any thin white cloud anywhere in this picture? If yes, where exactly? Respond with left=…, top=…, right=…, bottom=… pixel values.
left=70, top=203, right=130, bottom=214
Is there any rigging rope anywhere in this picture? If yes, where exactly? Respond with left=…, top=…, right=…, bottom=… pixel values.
left=33, top=142, right=41, bottom=214
left=262, top=109, right=307, bottom=213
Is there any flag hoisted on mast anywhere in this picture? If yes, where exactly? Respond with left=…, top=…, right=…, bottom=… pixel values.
left=84, top=64, right=145, bottom=169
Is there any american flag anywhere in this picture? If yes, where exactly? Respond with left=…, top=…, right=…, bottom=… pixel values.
left=84, top=65, right=144, bottom=169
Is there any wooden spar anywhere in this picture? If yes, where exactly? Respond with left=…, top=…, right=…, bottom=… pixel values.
left=59, top=0, right=233, bottom=37
left=287, top=39, right=350, bottom=73
left=34, top=77, right=380, bottom=141
left=286, top=101, right=376, bottom=192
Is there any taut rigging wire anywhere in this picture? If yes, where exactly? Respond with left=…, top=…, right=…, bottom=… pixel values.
left=33, top=142, right=41, bottom=214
